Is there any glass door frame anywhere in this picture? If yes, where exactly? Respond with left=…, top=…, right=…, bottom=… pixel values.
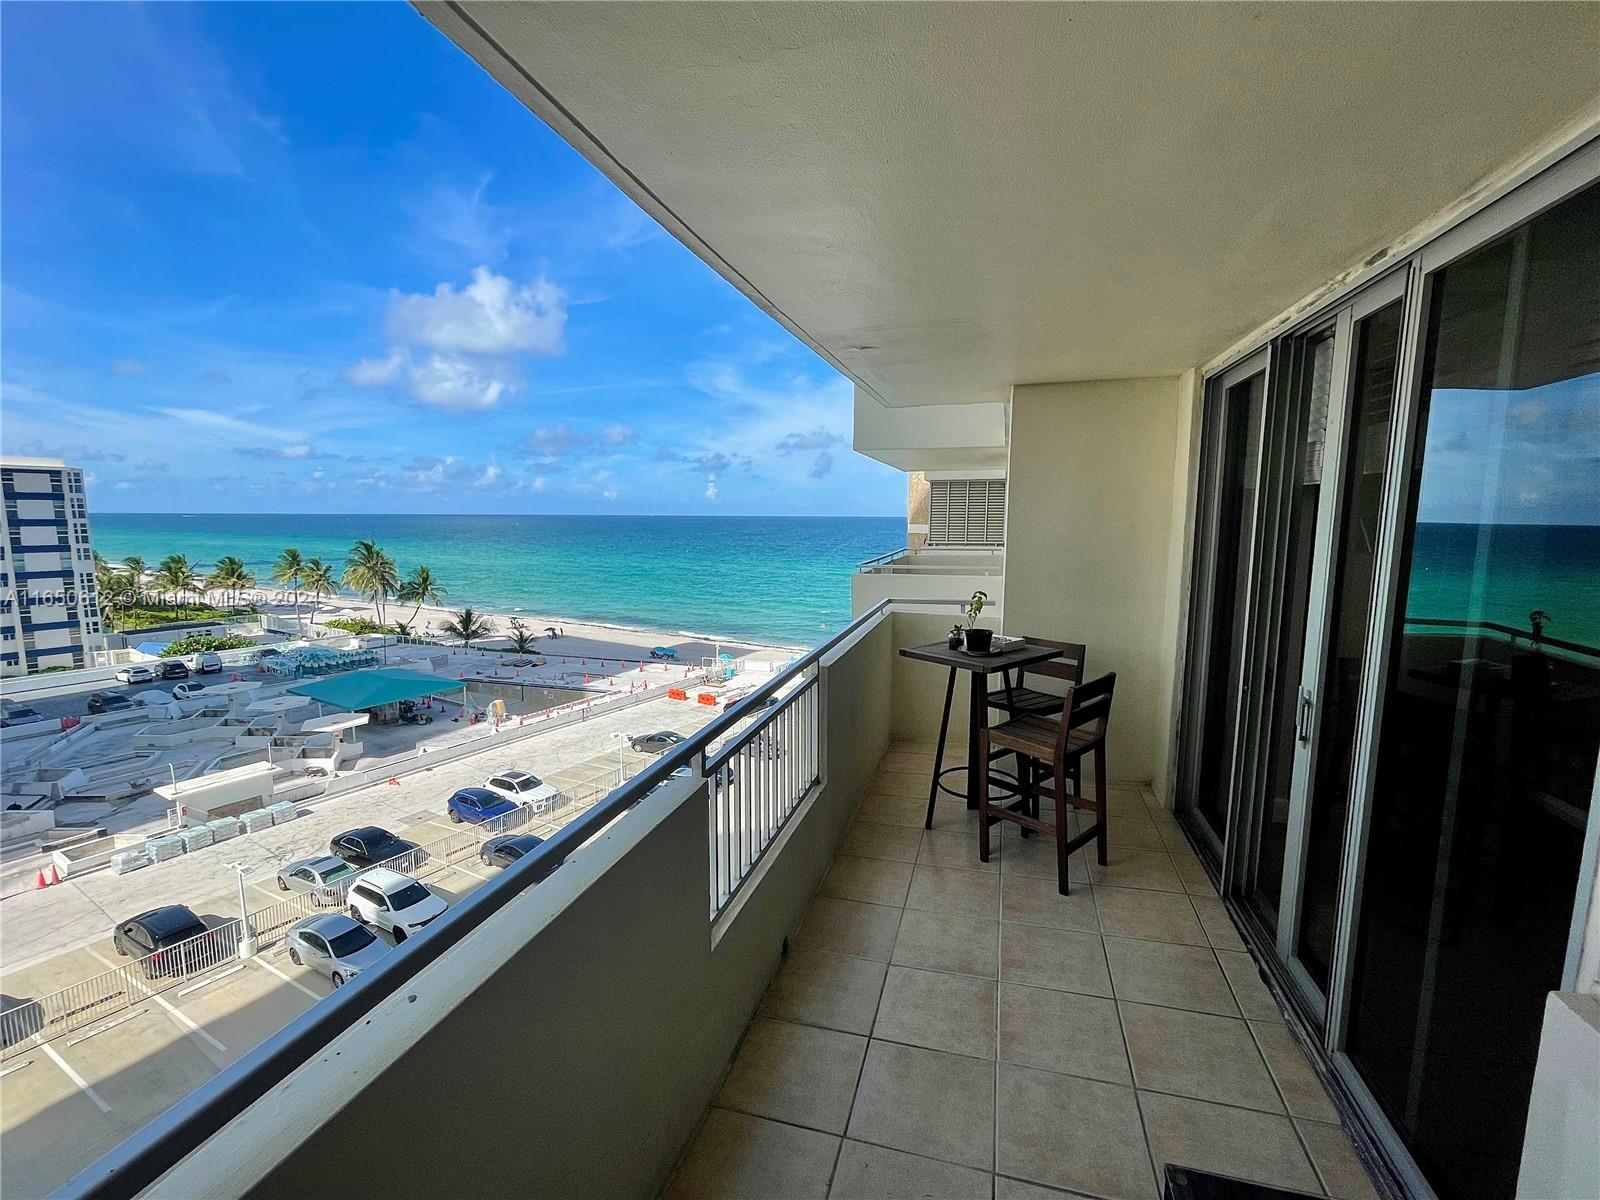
left=1175, top=347, right=1271, bottom=870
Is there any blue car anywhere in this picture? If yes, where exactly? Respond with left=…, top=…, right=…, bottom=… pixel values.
left=447, top=786, right=521, bottom=825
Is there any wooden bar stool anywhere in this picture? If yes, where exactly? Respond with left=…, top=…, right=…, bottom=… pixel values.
left=986, top=640, right=1086, bottom=817
left=977, top=673, right=1116, bottom=895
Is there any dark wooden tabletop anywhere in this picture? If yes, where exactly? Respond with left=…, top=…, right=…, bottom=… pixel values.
left=898, top=639, right=1062, bottom=675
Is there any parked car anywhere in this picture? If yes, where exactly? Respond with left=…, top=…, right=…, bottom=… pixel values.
left=329, top=826, right=419, bottom=868
left=192, top=652, right=223, bottom=674
left=112, top=905, right=210, bottom=978
left=479, top=833, right=562, bottom=879
left=85, top=691, right=134, bottom=715
left=158, top=659, right=190, bottom=680
left=651, top=764, right=735, bottom=795
left=345, top=868, right=448, bottom=941
left=171, top=681, right=209, bottom=701
left=115, top=665, right=155, bottom=684
left=631, top=730, right=686, bottom=754
left=446, top=786, right=522, bottom=825
left=276, top=855, right=359, bottom=905
left=286, top=914, right=390, bottom=986
left=481, top=770, right=559, bottom=808
left=0, top=701, right=46, bottom=728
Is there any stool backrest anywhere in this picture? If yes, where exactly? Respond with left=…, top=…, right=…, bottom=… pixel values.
left=1021, top=640, right=1087, bottom=687
left=1056, top=672, right=1116, bottom=754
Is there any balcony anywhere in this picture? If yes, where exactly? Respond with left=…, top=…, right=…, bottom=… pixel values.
left=852, top=550, right=1006, bottom=620
left=52, top=603, right=1378, bottom=1200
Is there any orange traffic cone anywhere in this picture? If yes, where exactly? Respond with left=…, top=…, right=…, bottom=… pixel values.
left=48, top=865, right=61, bottom=886
left=35, top=869, right=49, bottom=889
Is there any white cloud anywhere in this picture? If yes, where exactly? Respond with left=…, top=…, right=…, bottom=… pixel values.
left=346, top=352, right=405, bottom=387
left=386, top=267, right=566, bottom=357
left=154, top=407, right=305, bottom=441
left=407, top=355, right=519, bottom=411
left=113, top=480, right=133, bottom=490
left=704, top=473, right=719, bottom=502
left=475, top=460, right=504, bottom=488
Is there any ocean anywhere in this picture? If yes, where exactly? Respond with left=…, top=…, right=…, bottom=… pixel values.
left=90, top=513, right=904, bottom=647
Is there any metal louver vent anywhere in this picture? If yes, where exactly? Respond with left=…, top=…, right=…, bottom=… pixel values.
left=927, top=479, right=1006, bottom=546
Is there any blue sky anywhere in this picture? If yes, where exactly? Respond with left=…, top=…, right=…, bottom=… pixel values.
left=0, top=2, right=903, bottom=517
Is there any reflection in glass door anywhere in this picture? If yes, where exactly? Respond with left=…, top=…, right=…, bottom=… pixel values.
left=1180, top=356, right=1266, bottom=859
left=1343, top=182, right=1600, bottom=1200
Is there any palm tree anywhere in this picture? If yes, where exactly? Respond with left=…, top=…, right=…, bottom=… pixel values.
left=343, top=539, right=399, bottom=625
left=206, top=556, right=256, bottom=608
left=92, top=552, right=125, bottom=633
left=120, top=555, right=147, bottom=595
left=271, top=548, right=306, bottom=632
left=301, top=557, right=336, bottom=626
left=507, top=618, right=537, bottom=655
left=439, top=606, right=494, bottom=650
left=154, top=554, right=199, bottom=616
left=396, top=564, right=447, bottom=630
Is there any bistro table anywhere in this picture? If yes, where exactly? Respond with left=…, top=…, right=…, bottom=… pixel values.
left=899, top=638, right=1064, bottom=828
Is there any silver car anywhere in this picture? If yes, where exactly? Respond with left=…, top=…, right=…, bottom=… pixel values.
left=285, top=914, right=390, bottom=987
left=276, top=855, right=359, bottom=906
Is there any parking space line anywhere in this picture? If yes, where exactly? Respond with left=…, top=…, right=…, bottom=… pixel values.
left=177, top=964, right=247, bottom=996
left=41, top=1042, right=111, bottom=1113
left=0, top=1058, right=34, bottom=1080
left=66, top=1009, right=150, bottom=1046
left=253, top=955, right=322, bottom=1001
left=82, top=947, right=228, bottom=1054
left=450, top=863, right=489, bottom=882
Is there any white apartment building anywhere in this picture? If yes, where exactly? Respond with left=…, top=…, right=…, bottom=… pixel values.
left=0, top=456, right=102, bottom=676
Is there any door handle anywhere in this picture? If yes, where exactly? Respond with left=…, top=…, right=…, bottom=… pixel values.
left=1296, top=689, right=1314, bottom=746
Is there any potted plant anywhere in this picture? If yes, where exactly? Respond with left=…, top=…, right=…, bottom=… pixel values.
left=962, top=590, right=992, bottom=654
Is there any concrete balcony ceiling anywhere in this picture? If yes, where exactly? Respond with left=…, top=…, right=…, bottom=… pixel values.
left=421, top=1, right=1600, bottom=407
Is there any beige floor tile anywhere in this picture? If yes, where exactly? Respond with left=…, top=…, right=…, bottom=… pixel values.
left=664, top=1107, right=839, bottom=1200
left=996, top=1064, right=1157, bottom=1199
left=1119, top=1003, right=1282, bottom=1113
left=931, top=802, right=984, bottom=833
left=823, top=855, right=915, bottom=907
left=1215, top=949, right=1284, bottom=1022
left=921, top=828, right=996, bottom=873
left=907, top=864, right=1001, bottom=920
left=859, top=792, right=932, bottom=828
left=1094, top=887, right=1208, bottom=946
left=1155, top=819, right=1194, bottom=856
left=1250, top=1021, right=1339, bottom=1122
left=892, top=909, right=998, bottom=978
left=848, top=1040, right=996, bottom=1170
left=1106, top=814, right=1169, bottom=851
left=1186, top=895, right=1247, bottom=953
left=1103, top=938, right=1239, bottom=1017
left=875, top=965, right=997, bottom=1059
left=882, top=749, right=939, bottom=776
left=1139, top=1092, right=1320, bottom=1194
left=874, top=769, right=934, bottom=798
left=999, top=983, right=1131, bottom=1085
left=1168, top=849, right=1217, bottom=896
left=759, top=947, right=889, bottom=1035
left=996, top=1178, right=1097, bottom=1198
left=1001, top=924, right=1112, bottom=997
left=830, top=1140, right=995, bottom=1199
left=841, top=820, right=925, bottom=863
left=1084, top=848, right=1186, bottom=893
left=1001, top=829, right=1090, bottom=884
left=717, top=1018, right=868, bottom=1134
left=1296, top=1119, right=1383, bottom=1200
left=797, top=897, right=904, bottom=962
left=1000, top=871, right=1100, bottom=932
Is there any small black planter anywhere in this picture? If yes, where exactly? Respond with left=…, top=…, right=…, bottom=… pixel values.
left=963, top=627, right=993, bottom=654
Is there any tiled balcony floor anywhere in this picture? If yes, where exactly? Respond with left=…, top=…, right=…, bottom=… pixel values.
left=665, top=745, right=1383, bottom=1200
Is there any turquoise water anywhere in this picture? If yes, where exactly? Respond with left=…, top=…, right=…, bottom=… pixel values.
left=90, top=514, right=903, bottom=646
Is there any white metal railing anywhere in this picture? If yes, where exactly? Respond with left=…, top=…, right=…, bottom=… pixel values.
left=703, top=671, right=821, bottom=916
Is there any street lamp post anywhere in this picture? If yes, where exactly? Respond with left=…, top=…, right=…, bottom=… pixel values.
left=228, top=862, right=257, bottom=959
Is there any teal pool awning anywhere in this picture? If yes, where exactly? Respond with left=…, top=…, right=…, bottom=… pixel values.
left=286, top=668, right=461, bottom=711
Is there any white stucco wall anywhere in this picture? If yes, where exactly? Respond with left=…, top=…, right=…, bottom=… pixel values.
left=1002, top=377, right=1186, bottom=790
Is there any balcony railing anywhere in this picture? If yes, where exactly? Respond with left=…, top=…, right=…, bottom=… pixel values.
left=58, top=598, right=967, bottom=1200
left=856, top=546, right=1004, bottom=575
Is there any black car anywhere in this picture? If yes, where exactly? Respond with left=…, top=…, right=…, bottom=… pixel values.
left=86, top=691, right=135, bottom=715
left=630, top=730, right=686, bottom=754
left=329, top=825, right=420, bottom=868
left=479, top=833, right=561, bottom=879
left=158, top=659, right=190, bottom=680
left=112, top=905, right=210, bottom=978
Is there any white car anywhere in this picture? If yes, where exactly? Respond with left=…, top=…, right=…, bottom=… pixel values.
left=483, top=770, right=560, bottom=808
left=345, top=868, right=448, bottom=942
left=172, top=681, right=209, bottom=701
left=115, top=665, right=155, bottom=684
